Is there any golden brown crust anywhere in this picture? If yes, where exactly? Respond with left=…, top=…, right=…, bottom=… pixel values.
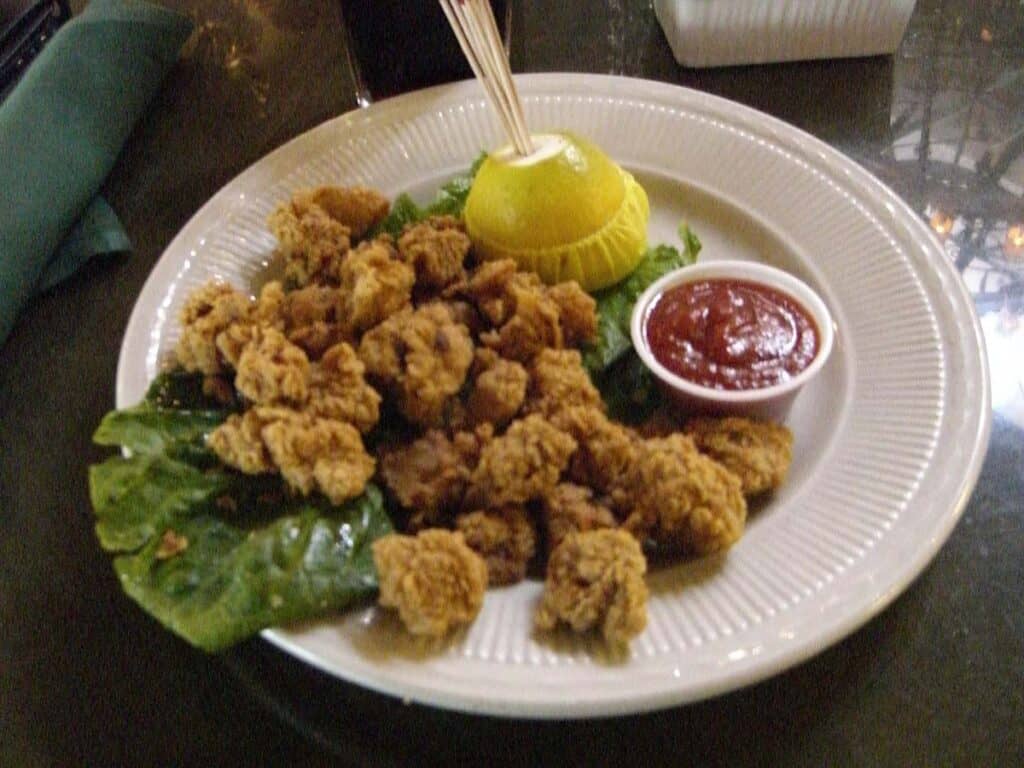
left=534, top=529, right=648, bottom=647
left=398, top=216, right=472, bottom=292
left=373, top=530, right=488, bottom=637
left=234, top=326, right=310, bottom=405
left=175, top=282, right=253, bottom=375
left=337, top=238, right=415, bottom=335
left=269, top=201, right=351, bottom=288
left=258, top=408, right=375, bottom=505
left=306, top=342, right=381, bottom=433
left=465, top=348, right=528, bottom=428
left=358, top=302, right=474, bottom=427
left=455, top=506, right=536, bottom=586
left=292, top=186, right=390, bottom=240
left=684, top=417, right=793, bottom=496
left=207, top=410, right=275, bottom=475
left=541, top=483, right=617, bottom=553
left=551, top=406, right=639, bottom=496
left=379, top=427, right=490, bottom=527
left=616, top=434, right=746, bottom=555
left=525, top=348, right=603, bottom=418
left=547, top=281, right=598, bottom=346
left=466, top=414, right=577, bottom=507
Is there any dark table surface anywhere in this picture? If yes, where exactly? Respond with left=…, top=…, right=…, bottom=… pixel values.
left=2, top=1, right=1022, bottom=765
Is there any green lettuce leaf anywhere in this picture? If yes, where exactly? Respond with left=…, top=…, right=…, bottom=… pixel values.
left=113, top=486, right=391, bottom=652
left=90, top=453, right=232, bottom=553
left=93, top=405, right=226, bottom=458
left=371, top=153, right=486, bottom=238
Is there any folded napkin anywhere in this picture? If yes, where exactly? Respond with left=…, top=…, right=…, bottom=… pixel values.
left=0, top=0, right=192, bottom=345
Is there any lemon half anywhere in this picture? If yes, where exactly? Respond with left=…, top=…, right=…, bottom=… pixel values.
left=464, top=132, right=649, bottom=291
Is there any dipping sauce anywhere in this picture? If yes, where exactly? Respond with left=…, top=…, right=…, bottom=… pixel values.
left=644, top=279, right=819, bottom=391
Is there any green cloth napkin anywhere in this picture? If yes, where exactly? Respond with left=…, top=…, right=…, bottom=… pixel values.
left=0, top=0, right=192, bottom=346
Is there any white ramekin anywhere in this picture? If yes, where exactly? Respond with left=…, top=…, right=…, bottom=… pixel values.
left=654, top=0, right=917, bottom=68
left=630, top=260, right=835, bottom=422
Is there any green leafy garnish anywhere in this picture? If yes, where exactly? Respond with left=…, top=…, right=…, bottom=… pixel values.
left=113, top=488, right=390, bottom=652
left=90, top=389, right=393, bottom=651
left=144, top=370, right=240, bottom=412
left=583, top=226, right=701, bottom=422
left=371, top=153, right=486, bottom=238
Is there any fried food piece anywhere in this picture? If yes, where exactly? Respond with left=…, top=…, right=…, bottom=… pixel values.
left=526, top=348, right=603, bottom=418
left=551, top=406, right=639, bottom=496
left=175, top=282, right=253, bottom=375
left=534, top=529, right=648, bottom=647
left=465, top=348, right=528, bottom=428
left=306, top=342, right=381, bottom=433
left=466, top=414, right=577, bottom=506
left=292, top=186, right=389, bottom=240
left=207, top=409, right=274, bottom=474
left=455, top=506, right=536, bottom=585
left=281, top=283, right=346, bottom=359
left=684, top=417, right=794, bottom=496
left=398, top=216, right=472, bottom=292
left=617, top=434, right=746, bottom=555
left=337, top=237, right=415, bottom=334
left=458, top=260, right=598, bottom=362
left=373, top=529, right=488, bottom=637
left=258, top=407, right=375, bottom=505
left=547, top=280, right=598, bottom=346
left=479, top=273, right=564, bottom=362
left=234, top=326, right=310, bottom=405
left=541, top=483, right=617, bottom=553
left=358, top=302, right=474, bottom=427
left=379, top=427, right=491, bottom=527
left=269, top=200, right=352, bottom=288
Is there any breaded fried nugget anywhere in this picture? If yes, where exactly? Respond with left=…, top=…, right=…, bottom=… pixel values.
left=207, top=409, right=274, bottom=475
left=379, top=427, right=491, bottom=527
left=617, top=434, right=746, bottom=555
left=398, top=215, right=472, bottom=292
left=684, top=417, right=794, bottom=496
left=258, top=407, right=375, bottom=505
left=466, top=414, right=577, bottom=506
left=358, top=302, right=474, bottom=427
left=466, top=348, right=528, bottom=428
left=214, top=281, right=289, bottom=369
left=292, top=186, right=389, bottom=240
left=526, top=348, right=603, bottom=417
left=551, top=406, right=638, bottom=495
left=480, top=274, right=564, bottom=362
left=534, top=529, right=648, bottom=647
left=281, top=283, right=346, bottom=359
left=547, top=281, right=598, bottom=346
left=455, top=506, right=536, bottom=585
left=542, top=483, right=617, bottom=553
left=234, top=326, right=310, bottom=405
left=373, top=530, right=488, bottom=637
left=269, top=201, right=351, bottom=288
left=458, top=258, right=518, bottom=324
left=307, top=342, right=381, bottom=433
left=208, top=406, right=375, bottom=504
left=176, top=282, right=253, bottom=375
left=338, top=237, right=415, bottom=334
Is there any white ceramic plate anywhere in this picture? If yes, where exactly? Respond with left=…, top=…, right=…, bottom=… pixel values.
left=116, top=74, right=990, bottom=718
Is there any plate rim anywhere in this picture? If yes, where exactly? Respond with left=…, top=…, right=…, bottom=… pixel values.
left=116, top=73, right=992, bottom=718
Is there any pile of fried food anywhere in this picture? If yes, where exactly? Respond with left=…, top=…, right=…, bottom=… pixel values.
left=173, top=185, right=793, bottom=648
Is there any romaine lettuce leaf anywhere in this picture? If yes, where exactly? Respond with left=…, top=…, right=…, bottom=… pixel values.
left=90, top=453, right=232, bottom=552
left=93, top=405, right=225, bottom=458
left=113, top=486, right=391, bottom=652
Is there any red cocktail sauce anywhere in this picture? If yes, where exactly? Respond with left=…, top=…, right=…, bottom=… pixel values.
left=644, top=279, right=819, bottom=391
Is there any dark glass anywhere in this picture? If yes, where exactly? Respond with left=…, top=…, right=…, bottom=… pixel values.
left=340, top=0, right=509, bottom=103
